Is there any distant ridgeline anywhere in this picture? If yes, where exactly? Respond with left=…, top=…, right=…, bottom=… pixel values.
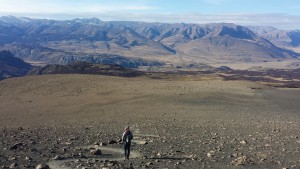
left=0, top=50, right=32, bottom=80
left=58, top=54, right=165, bottom=68
left=0, top=50, right=144, bottom=80
left=28, top=61, right=144, bottom=77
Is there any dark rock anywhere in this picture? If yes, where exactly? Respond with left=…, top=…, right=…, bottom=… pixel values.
left=91, top=149, right=102, bottom=155
left=100, top=142, right=107, bottom=146
left=78, top=153, right=86, bottom=158
left=25, top=156, right=33, bottom=161
left=30, top=140, right=36, bottom=145
left=9, top=143, right=23, bottom=150
left=108, top=140, right=117, bottom=144
left=176, top=162, right=182, bottom=165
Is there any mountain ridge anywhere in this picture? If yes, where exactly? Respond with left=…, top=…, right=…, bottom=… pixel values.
left=0, top=16, right=299, bottom=67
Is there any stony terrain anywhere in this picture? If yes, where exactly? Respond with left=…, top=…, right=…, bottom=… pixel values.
left=0, top=74, right=299, bottom=168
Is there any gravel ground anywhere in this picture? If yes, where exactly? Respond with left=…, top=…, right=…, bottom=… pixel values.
left=0, top=74, right=299, bottom=169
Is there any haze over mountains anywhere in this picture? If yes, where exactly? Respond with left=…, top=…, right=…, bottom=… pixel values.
left=0, top=16, right=299, bottom=67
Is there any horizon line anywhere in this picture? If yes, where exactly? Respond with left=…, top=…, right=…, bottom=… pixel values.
left=0, top=13, right=299, bottom=31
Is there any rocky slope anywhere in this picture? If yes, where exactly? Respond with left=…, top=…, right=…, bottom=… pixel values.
left=0, top=50, right=32, bottom=80
left=0, top=16, right=299, bottom=66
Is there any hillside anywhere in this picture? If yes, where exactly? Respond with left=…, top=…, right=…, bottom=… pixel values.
left=0, top=16, right=299, bottom=67
left=0, top=50, right=32, bottom=80
left=28, top=61, right=144, bottom=77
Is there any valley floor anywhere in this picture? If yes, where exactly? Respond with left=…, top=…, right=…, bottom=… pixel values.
left=0, top=74, right=299, bottom=168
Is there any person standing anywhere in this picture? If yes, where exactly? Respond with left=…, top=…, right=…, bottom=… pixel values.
left=122, top=126, right=133, bottom=159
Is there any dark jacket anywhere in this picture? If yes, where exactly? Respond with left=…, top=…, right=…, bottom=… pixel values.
left=122, top=130, right=133, bottom=144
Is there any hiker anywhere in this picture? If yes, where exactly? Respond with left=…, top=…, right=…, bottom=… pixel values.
left=121, top=126, right=133, bottom=159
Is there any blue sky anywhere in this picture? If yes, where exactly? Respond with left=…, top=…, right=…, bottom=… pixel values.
left=0, top=0, right=299, bottom=30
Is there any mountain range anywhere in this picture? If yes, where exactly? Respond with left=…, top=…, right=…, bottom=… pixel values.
left=0, top=16, right=299, bottom=67
left=248, top=26, right=300, bottom=53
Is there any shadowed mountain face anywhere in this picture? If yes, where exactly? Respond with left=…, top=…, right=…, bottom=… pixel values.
left=214, top=24, right=256, bottom=40
left=28, top=61, right=144, bottom=77
left=0, top=50, right=32, bottom=80
left=0, top=16, right=299, bottom=66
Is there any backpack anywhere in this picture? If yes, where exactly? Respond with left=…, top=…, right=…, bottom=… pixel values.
left=125, top=131, right=133, bottom=143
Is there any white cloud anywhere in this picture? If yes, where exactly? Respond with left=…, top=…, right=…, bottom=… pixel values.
left=0, top=0, right=154, bottom=13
